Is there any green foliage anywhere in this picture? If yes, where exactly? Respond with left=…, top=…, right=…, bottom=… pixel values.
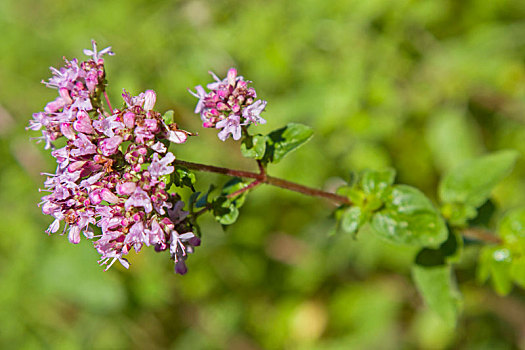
left=339, top=206, right=364, bottom=235
left=335, top=169, right=396, bottom=235
left=261, top=123, right=313, bottom=164
left=162, top=110, right=174, bottom=125
left=499, top=207, right=525, bottom=249
left=412, top=265, right=461, bottom=326
left=439, top=151, right=519, bottom=225
left=478, top=246, right=514, bottom=295
left=415, top=231, right=463, bottom=267
left=336, top=170, right=448, bottom=249
left=212, top=178, right=249, bottom=225
left=413, top=231, right=463, bottom=325
left=478, top=207, right=525, bottom=294
left=371, top=185, right=448, bottom=247
left=171, top=166, right=196, bottom=190
left=360, top=168, right=396, bottom=200
left=3, top=0, right=525, bottom=348
left=240, top=134, right=267, bottom=160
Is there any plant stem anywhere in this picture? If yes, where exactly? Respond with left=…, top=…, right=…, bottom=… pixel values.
left=174, top=159, right=502, bottom=245
left=104, top=91, right=113, bottom=114
left=227, top=180, right=262, bottom=199
left=462, top=228, right=502, bottom=244
left=174, top=159, right=350, bottom=205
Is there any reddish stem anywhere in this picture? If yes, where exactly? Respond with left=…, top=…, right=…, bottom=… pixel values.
left=174, top=159, right=349, bottom=205
left=176, top=159, right=500, bottom=245
left=227, top=180, right=262, bottom=199
left=104, top=91, right=113, bottom=114
left=462, top=228, right=502, bottom=244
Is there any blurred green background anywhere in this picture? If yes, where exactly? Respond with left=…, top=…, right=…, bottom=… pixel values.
left=2, top=0, right=525, bottom=348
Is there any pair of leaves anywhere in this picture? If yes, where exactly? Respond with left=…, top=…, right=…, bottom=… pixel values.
left=338, top=170, right=459, bottom=324
left=336, top=169, right=396, bottom=235
left=241, top=123, right=314, bottom=164
left=439, top=150, right=519, bottom=226
left=347, top=151, right=518, bottom=247
left=337, top=170, right=455, bottom=324
left=411, top=151, right=519, bottom=322
left=337, top=169, right=448, bottom=248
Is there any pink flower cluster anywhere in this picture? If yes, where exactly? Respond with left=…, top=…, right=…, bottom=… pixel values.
left=190, top=68, right=267, bottom=141
left=29, top=41, right=199, bottom=273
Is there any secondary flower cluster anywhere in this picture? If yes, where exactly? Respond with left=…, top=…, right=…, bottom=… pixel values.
left=190, top=68, right=267, bottom=141
left=29, top=41, right=199, bottom=273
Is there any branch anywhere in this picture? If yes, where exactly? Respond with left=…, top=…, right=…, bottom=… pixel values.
left=461, top=228, right=502, bottom=244
left=174, top=159, right=350, bottom=205
left=227, top=180, right=262, bottom=199
left=174, top=159, right=503, bottom=245
left=103, top=90, right=113, bottom=114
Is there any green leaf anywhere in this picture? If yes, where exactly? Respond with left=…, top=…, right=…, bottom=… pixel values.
left=370, top=185, right=448, bottom=247
left=478, top=246, right=513, bottom=295
left=162, top=110, right=175, bottom=124
left=263, top=123, right=313, bottom=163
left=211, top=178, right=249, bottom=226
left=499, top=207, right=525, bottom=248
left=496, top=208, right=525, bottom=290
left=212, top=196, right=240, bottom=225
left=412, top=265, right=461, bottom=325
left=241, top=134, right=267, bottom=160
left=439, top=150, right=519, bottom=208
left=360, top=168, right=396, bottom=199
left=340, top=206, right=364, bottom=234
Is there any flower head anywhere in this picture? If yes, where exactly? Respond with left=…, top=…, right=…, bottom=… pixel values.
left=189, top=68, right=267, bottom=140
left=30, top=42, right=199, bottom=273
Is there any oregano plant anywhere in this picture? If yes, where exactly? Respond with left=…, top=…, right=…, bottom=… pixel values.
left=28, top=41, right=524, bottom=325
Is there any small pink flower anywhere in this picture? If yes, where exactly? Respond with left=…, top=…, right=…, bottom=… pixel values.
left=148, top=152, right=175, bottom=177
left=99, top=136, right=123, bottom=156
left=74, top=110, right=95, bottom=134
left=125, top=187, right=153, bottom=213
left=116, top=182, right=137, bottom=196
left=123, top=112, right=135, bottom=129
left=60, top=123, right=76, bottom=140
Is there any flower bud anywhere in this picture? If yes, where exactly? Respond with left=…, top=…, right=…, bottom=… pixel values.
left=227, top=68, right=237, bottom=86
